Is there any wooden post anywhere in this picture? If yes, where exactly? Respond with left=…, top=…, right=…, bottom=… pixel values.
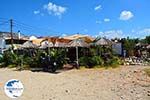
left=76, top=46, right=79, bottom=68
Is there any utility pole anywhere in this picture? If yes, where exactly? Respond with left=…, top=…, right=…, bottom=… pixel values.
left=10, top=19, right=13, bottom=49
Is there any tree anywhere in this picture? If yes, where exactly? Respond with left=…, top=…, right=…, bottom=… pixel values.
left=145, top=36, right=150, bottom=44
left=122, top=37, right=139, bottom=56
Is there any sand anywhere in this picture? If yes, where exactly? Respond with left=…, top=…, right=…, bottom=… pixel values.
left=0, top=65, right=150, bottom=100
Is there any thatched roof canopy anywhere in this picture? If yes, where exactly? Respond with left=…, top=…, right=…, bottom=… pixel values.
left=94, top=38, right=112, bottom=46
left=68, top=39, right=89, bottom=47
left=21, top=41, right=37, bottom=48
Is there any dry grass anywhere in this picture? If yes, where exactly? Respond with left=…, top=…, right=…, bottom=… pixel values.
left=144, top=68, right=150, bottom=77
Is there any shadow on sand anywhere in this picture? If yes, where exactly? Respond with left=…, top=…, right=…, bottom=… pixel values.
left=12, top=64, right=75, bottom=74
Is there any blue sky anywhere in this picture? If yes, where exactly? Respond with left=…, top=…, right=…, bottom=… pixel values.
left=0, top=0, right=150, bottom=38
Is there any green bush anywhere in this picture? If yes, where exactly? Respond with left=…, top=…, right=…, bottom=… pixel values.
left=104, top=56, right=121, bottom=68
left=79, top=55, right=121, bottom=68
left=144, top=68, right=150, bottom=77
left=23, top=56, right=36, bottom=68
left=49, top=49, right=67, bottom=69
left=0, top=54, right=3, bottom=63
left=89, top=56, right=104, bottom=67
left=0, top=49, right=67, bottom=70
left=1, top=48, right=122, bottom=70
left=2, top=50, right=17, bottom=67
left=79, top=56, right=89, bottom=66
left=79, top=56, right=104, bottom=68
left=1, top=50, right=36, bottom=68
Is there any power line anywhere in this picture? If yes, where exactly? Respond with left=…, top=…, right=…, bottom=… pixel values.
left=14, top=24, right=57, bottom=37
left=13, top=20, right=62, bottom=35
left=0, top=19, right=9, bottom=32
left=14, top=24, right=52, bottom=36
left=0, top=18, right=10, bottom=22
left=0, top=18, right=64, bottom=36
left=0, top=18, right=9, bottom=20
left=14, top=25, right=42, bottom=36
left=0, top=21, right=9, bottom=25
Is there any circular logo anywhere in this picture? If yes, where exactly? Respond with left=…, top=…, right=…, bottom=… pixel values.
left=4, top=79, right=24, bottom=98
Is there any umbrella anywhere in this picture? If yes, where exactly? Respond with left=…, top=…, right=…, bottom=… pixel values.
left=95, top=38, right=112, bottom=46
left=21, top=41, right=37, bottom=48
left=69, top=39, right=89, bottom=47
left=21, top=41, right=37, bottom=58
left=68, top=39, right=89, bottom=68
left=94, top=38, right=112, bottom=55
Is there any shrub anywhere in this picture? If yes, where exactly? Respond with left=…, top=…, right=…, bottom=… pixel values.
left=0, top=49, right=68, bottom=70
left=0, top=54, right=3, bottom=63
left=1, top=50, right=36, bottom=68
left=49, top=49, right=67, bottom=69
left=2, top=50, right=17, bottom=67
left=79, top=56, right=89, bottom=66
left=104, top=56, right=121, bottom=68
left=144, top=68, right=150, bottom=77
left=23, top=56, right=36, bottom=68
left=89, top=56, right=104, bottom=67
left=79, top=56, right=104, bottom=68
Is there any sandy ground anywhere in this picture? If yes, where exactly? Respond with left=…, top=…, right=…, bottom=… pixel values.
left=0, top=65, right=150, bottom=100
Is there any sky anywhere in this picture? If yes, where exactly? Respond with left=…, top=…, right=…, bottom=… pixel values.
left=0, top=0, right=150, bottom=38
